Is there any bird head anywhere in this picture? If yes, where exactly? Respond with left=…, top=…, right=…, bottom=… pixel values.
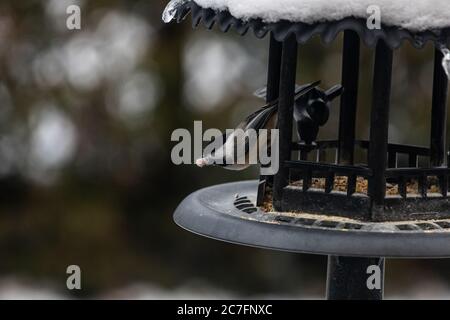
left=294, top=83, right=343, bottom=144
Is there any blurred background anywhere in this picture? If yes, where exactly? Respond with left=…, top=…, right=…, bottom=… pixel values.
left=0, top=0, right=448, bottom=299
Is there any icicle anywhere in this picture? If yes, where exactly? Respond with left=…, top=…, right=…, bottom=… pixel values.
left=439, top=44, right=450, bottom=79
left=442, top=49, right=450, bottom=79
left=162, top=0, right=189, bottom=23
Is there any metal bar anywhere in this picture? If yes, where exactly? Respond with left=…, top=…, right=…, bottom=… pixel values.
left=398, top=176, right=407, bottom=198
left=300, top=150, right=308, bottom=161
left=316, top=148, right=322, bottom=162
left=303, top=169, right=312, bottom=192
left=326, top=256, right=385, bottom=300
left=388, top=144, right=428, bottom=156
left=368, top=40, right=393, bottom=205
left=295, top=139, right=430, bottom=156
left=418, top=174, right=427, bottom=197
left=273, top=35, right=298, bottom=210
left=409, top=153, right=418, bottom=168
left=430, top=48, right=449, bottom=167
left=385, top=167, right=450, bottom=177
left=325, top=172, right=334, bottom=193
left=347, top=174, right=357, bottom=196
left=338, top=30, right=360, bottom=165
left=388, top=152, right=397, bottom=168
left=266, top=33, right=283, bottom=103
left=440, top=175, right=448, bottom=197
left=257, top=33, right=282, bottom=207
left=285, top=160, right=372, bottom=176
left=318, top=148, right=327, bottom=162
left=367, top=140, right=429, bottom=156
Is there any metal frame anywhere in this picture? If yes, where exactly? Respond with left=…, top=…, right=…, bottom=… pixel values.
left=174, top=2, right=450, bottom=49
left=267, top=35, right=450, bottom=221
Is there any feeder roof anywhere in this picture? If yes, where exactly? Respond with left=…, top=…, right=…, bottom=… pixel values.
left=193, top=0, right=450, bottom=32
left=171, top=1, right=450, bottom=49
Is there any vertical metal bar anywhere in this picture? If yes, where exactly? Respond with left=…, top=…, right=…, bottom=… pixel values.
left=265, top=33, right=283, bottom=103
left=257, top=33, right=282, bottom=206
left=273, top=35, right=298, bottom=210
left=398, top=176, right=407, bottom=198
left=316, top=148, right=321, bottom=162
left=303, top=169, right=312, bottom=192
left=326, top=256, right=385, bottom=300
left=325, top=172, right=334, bottom=193
left=419, top=174, right=427, bottom=198
left=388, top=152, right=397, bottom=168
left=409, top=153, right=418, bottom=168
left=440, top=175, right=448, bottom=197
left=338, top=31, right=360, bottom=165
left=317, top=147, right=326, bottom=162
left=368, top=40, right=393, bottom=206
left=347, top=174, right=357, bottom=196
left=430, top=48, right=449, bottom=167
left=300, top=149, right=308, bottom=161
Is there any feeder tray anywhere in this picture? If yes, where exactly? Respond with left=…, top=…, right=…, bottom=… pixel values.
left=174, top=180, right=450, bottom=258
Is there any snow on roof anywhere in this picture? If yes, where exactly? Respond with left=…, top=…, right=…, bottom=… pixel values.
left=193, top=0, right=450, bottom=31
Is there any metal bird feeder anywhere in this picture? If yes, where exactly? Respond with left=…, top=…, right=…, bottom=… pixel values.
left=167, top=1, right=450, bottom=299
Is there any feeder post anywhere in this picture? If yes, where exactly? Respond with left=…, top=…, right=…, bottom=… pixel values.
left=257, top=33, right=282, bottom=206
left=430, top=48, right=449, bottom=167
left=273, top=34, right=298, bottom=210
left=368, top=40, right=393, bottom=208
left=338, top=30, right=360, bottom=165
left=326, top=256, right=385, bottom=300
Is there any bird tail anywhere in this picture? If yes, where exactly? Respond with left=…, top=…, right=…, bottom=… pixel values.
left=324, top=85, right=344, bottom=101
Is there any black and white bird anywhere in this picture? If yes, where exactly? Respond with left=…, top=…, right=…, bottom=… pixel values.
left=195, top=81, right=321, bottom=170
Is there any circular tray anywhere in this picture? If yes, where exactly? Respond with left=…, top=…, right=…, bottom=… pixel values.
left=174, top=180, right=450, bottom=258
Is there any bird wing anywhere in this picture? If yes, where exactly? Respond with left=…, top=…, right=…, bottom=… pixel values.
left=253, top=81, right=321, bottom=102
left=245, top=80, right=321, bottom=130
left=253, top=85, right=303, bottom=101
left=293, top=80, right=321, bottom=101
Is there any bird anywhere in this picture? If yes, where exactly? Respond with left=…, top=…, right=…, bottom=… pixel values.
left=294, top=84, right=343, bottom=144
left=195, top=81, right=321, bottom=170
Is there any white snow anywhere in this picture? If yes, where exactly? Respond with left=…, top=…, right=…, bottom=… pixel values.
left=192, top=0, right=450, bottom=31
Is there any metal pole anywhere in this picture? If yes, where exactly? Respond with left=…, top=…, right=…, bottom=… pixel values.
left=272, top=34, right=298, bottom=211
left=368, top=40, right=393, bottom=208
left=338, top=30, right=360, bottom=165
left=257, top=33, right=282, bottom=206
left=326, top=255, right=385, bottom=300
left=266, top=33, right=283, bottom=103
left=430, top=48, right=449, bottom=167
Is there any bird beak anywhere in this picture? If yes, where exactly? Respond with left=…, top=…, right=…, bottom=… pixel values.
left=195, top=158, right=208, bottom=168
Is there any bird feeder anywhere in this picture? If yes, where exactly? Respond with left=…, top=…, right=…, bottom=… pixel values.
left=165, top=0, right=450, bottom=299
